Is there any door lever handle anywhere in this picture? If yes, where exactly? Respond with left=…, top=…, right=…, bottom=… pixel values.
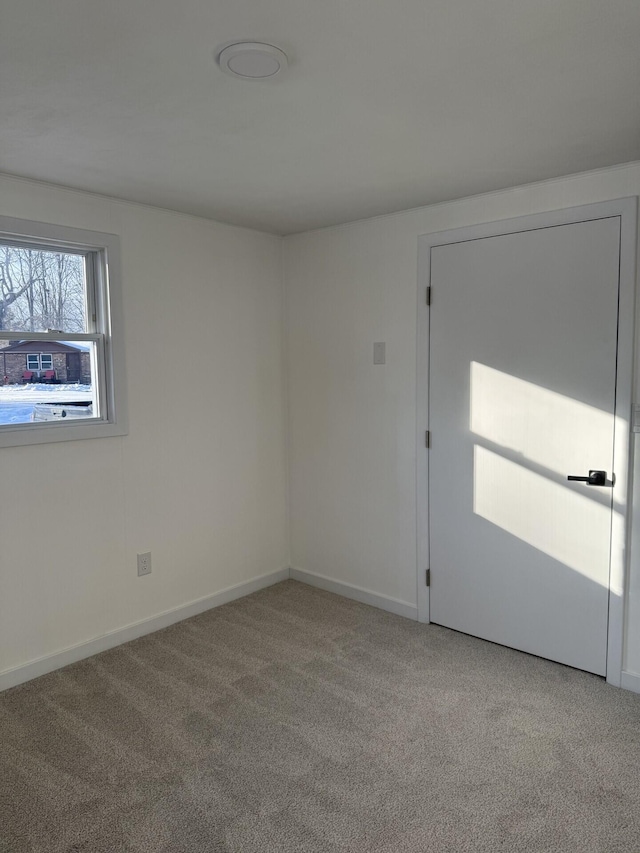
left=567, top=470, right=607, bottom=486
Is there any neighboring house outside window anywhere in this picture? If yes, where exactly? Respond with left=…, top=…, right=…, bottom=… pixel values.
left=2, top=342, right=92, bottom=383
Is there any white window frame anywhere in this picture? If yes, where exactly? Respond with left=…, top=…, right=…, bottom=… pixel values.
left=0, top=216, right=127, bottom=447
left=40, top=354, right=53, bottom=372
left=25, top=354, right=40, bottom=372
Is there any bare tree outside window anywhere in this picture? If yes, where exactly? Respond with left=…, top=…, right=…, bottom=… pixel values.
left=0, top=244, right=86, bottom=333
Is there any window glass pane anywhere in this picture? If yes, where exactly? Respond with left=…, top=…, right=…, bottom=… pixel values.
left=0, top=243, right=87, bottom=333
left=40, top=354, right=53, bottom=370
left=0, top=341, right=98, bottom=426
left=26, top=354, right=39, bottom=370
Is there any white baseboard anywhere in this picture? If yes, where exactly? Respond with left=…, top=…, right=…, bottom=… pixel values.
left=0, top=567, right=290, bottom=693
left=621, top=670, right=640, bottom=695
left=290, top=567, right=418, bottom=621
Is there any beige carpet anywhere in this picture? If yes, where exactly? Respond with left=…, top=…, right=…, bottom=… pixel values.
left=1, top=579, right=640, bottom=853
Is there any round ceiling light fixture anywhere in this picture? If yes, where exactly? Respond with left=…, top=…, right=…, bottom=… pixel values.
left=216, top=42, right=288, bottom=79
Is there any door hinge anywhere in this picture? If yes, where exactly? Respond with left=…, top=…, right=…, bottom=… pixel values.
left=425, top=430, right=431, bottom=449
left=425, top=568, right=431, bottom=587
left=426, top=286, right=432, bottom=306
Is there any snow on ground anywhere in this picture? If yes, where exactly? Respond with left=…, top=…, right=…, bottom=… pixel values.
left=0, top=384, right=94, bottom=425
left=0, top=383, right=93, bottom=403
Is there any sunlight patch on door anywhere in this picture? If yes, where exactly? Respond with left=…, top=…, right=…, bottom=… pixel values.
left=470, top=362, right=624, bottom=491
left=473, top=445, right=613, bottom=587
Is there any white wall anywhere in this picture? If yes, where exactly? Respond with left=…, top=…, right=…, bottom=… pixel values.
left=0, top=175, right=289, bottom=678
left=284, top=163, right=640, bottom=680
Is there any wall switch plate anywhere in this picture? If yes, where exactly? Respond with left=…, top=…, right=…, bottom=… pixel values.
left=373, top=342, right=386, bottom=365
left=137, top=552, right=152, bottom=576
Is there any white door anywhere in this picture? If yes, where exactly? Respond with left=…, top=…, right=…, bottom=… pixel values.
left=428, top=216, right=621, bottom=675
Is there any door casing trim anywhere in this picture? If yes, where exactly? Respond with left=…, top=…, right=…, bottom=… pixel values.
left=416, top=197, right=638, bottom=687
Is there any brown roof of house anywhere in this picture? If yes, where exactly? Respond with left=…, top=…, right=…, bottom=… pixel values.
left=1, top=340, right=84, bottom=354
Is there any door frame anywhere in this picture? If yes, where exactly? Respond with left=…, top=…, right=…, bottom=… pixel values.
left=416, top=197, right=638, bottom=686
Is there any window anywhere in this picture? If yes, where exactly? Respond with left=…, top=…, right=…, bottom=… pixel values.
left=0, top=216, right=127, bottom=447
left=24, top=354, right=53, bottom=373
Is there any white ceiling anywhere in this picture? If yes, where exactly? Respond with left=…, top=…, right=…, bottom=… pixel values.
left=1, top=0, right=639, bottom=234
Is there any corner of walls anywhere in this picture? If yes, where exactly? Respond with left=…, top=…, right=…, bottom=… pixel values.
left=280, top=235, right=293, bottom=572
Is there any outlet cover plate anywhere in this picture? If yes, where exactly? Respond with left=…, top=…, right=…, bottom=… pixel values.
left=137, top=552, right=152, bottom=576
left=373, top=342, right=386, bottom=365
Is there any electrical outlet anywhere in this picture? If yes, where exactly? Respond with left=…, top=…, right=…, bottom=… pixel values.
left=137, top=552, right=152, bottom=577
